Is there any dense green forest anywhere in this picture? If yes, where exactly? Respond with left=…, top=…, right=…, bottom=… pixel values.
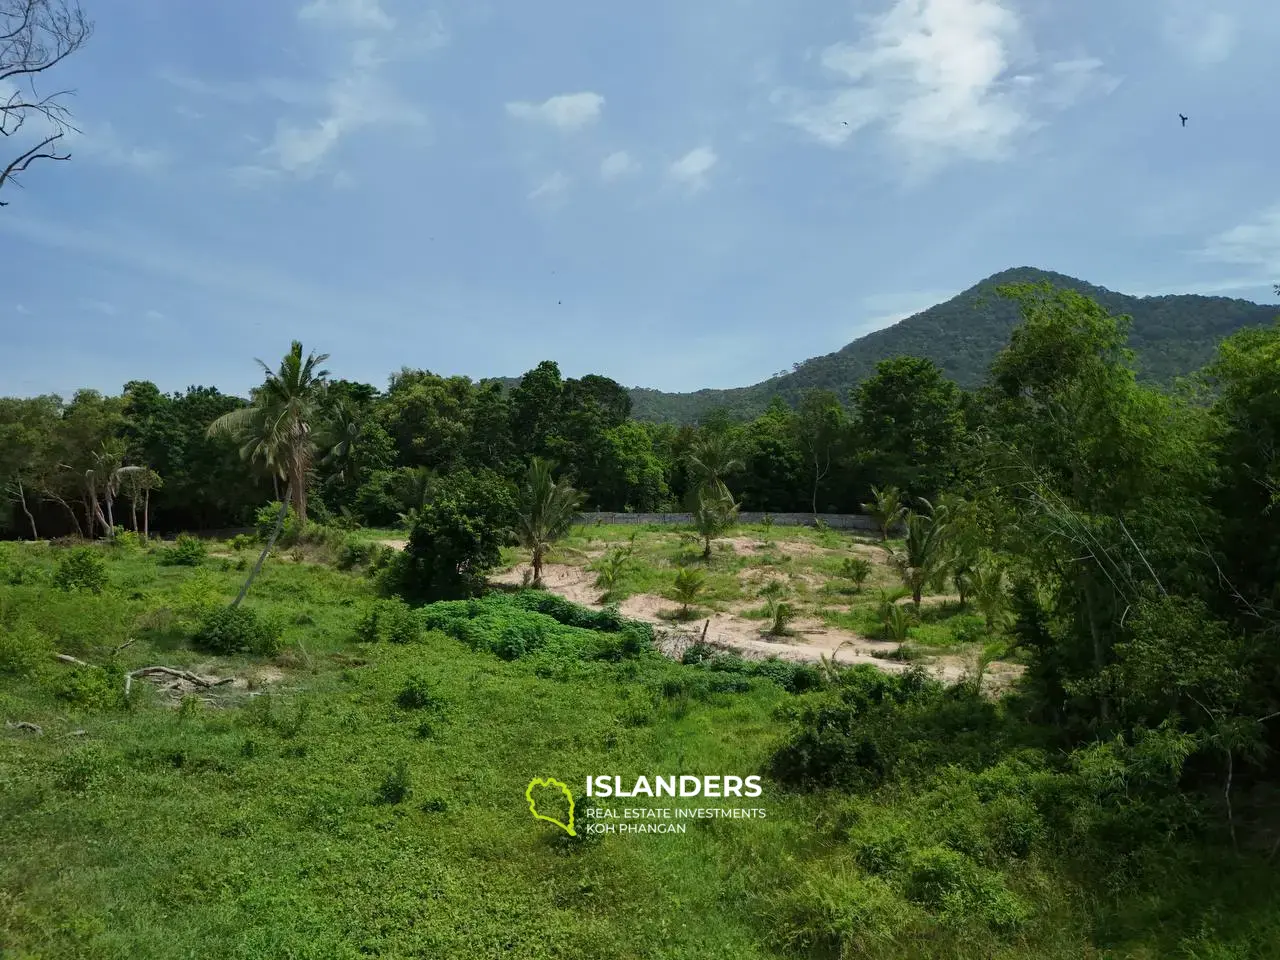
left=627, top=267, right=1279, bottom=423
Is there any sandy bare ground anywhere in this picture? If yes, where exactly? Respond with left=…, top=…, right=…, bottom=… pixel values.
left=487, top=562, right=1007, bottom=684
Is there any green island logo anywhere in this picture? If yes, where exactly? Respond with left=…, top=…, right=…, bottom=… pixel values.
left=526, top=777, right=576, bottom=836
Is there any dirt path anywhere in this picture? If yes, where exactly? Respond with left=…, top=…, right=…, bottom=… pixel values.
left=489, top=563, right=995, bottom=684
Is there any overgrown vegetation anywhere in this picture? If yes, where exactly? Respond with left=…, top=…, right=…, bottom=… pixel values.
left=4, top=283, right=1280, bottom=957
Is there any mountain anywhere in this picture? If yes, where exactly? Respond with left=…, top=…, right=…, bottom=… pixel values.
left=625, top=267, right=1279, bottom=424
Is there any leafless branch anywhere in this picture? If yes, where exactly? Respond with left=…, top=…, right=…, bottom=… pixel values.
left=0, top=0, right=91, bottom=203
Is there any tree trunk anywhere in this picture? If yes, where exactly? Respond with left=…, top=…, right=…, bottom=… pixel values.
left=232, top=491, right=289, bottom=608
left=532, top=545, right=544, bottom=588
left=105, top=494, right=115, bottom=536
left=143, top=487, right=150, bottom=540
left=16, top=479, right=37, bottom=540
left=130, top=496, right=138, bottom=532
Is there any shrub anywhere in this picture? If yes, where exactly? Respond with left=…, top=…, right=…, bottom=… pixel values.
left=157, top=534, right=207, bottom=567
left=255, top=502, right=300, bottom=545
left=354, top=598, right=420, bottom=644
left=229, top=533, right=257, bottom=551
left=114, top=530, right=143, bottom=552
left=192, top=605, right=282, bottom=656
left=53, top=547, right=108, bottom=594
left=396, top=673, right=440, bottom=710
left=0, top=546, right=44, bottom=586
left=382, top=469, right=516, bottom=603
left=377, top=759, right=412, bottom=804
left=53, top=664, right=121, bottom=710
left=840, top=556, right=872, bottom=591
left=335, top=537, right=375, bottom=571
left=0, top=624, right=53, bottom=677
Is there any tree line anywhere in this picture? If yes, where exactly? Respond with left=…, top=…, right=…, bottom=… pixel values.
left=0, top=341, right=972, bottom=540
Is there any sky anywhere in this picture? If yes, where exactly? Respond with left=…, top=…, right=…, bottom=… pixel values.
left=2, top=0, right=1279, bottom=398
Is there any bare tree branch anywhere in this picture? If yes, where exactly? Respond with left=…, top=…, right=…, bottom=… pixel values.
left=0, top=0, right=91, bottom=204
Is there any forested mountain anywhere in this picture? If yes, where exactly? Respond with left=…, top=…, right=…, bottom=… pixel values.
left=625, top=267, right=1278, bottom=423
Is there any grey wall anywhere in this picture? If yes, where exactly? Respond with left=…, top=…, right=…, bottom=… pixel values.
left=574, top=511, right=881, bottom=532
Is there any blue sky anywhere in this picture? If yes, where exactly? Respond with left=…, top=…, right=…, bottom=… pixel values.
left=3, top=0, right=1279, bottom=398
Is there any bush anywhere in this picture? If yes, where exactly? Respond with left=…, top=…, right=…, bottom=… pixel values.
left=335, top=537, right=375, bottom=571
left=192, top=605, right=282, bottom=656
left=53, top=547, right=108, bottom=594
left=113, top=530, right=143, bottom=552
left=157, top=534, right=207, bottom=567
left=396, top=673, right=440, bottom=710
left=53, top=664, right=122, bottom=710
left=0, top=545, right=44, bottom=585
left=255, top=502, right=300, bottom=545
left=0, top=623, right=53, bottom=678
left=229, top=533, right=257, bottom=551
left=382, top=469, right=516, bottom=603
left=354, top=598, right=421, bottom=644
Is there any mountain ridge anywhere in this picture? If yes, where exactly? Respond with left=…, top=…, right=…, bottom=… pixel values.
left=620, top=267, right=1278, bottom=423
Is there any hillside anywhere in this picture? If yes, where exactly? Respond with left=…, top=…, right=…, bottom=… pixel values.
left=626, top=267, right=1278, bottom=423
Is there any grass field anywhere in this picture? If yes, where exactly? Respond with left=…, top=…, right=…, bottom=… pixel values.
left=2, top=532, right=1279, bottom=959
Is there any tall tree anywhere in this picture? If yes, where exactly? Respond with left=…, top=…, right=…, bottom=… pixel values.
left=794, top=389, right=845, bottom=514
left=0, top=0, right=92, bottom=205
left=0, top=395, right=59, bottom=538
left=851, top=356, right=965, bottom=498
left=207, top=341, right=330, bottom=529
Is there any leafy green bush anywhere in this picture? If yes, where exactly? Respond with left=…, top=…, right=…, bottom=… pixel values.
left=114, top=530, right=143, bottom=552
left=354, top=598, right=421, bottom=644
left=335, top=537, right=375, bottom=570
left=0, top=623, right=53, bottom=677
left=53, top=547, right=108, bottom=594
left=255, top=502, right=300, bottom=545
left=0, top=545, right=44, bottom=585
left=396, top=673, right=440, bottom=710
left=229, top=533, right=257, bottom=551
left=157, top=534, right=207, bottom=567
left=53, top=664, right=122, bottom=710
left=192, top=605, right=282, bottom=656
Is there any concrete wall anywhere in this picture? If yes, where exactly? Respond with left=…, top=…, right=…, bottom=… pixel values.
left=574, top=511, right=881, bottom=532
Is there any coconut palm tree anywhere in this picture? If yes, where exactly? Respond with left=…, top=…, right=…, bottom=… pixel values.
left=863, top=485, right=907, bottom=541
left=686, top=432, right=743, bottom=498
left=691, top=483, right=738, bottom=559
left=207, top=340, right=330, bottom=529
left=889, top=509, right=950, bottom=610
left=515, top=457, right=584, bottom=588
left=207, top=342, right=330, bottom=607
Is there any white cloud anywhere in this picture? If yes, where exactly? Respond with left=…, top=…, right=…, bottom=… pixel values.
left=505, top=92, right=604, bottom=131
left=66, top=122, right=169, bottom=172
left=144, top=309, right=165, bottom=321
left=528, top=171, right=569, bottom=200
left=15, top=304, right=29, bottom=314
left=298, top=0, right=393, bottom=30
left=668, top=146, right=717, bottom=190
left=600, top=150, right=639, bottom=180
left=1162, top=4, right=1237, bottom=65
left=264, top=40, right=427, bottom=175
left=777, top=0, right=1117, bottom=173
left=1200, top=204, right=1280, bottom=272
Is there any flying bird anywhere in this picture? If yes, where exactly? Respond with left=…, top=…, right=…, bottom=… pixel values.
left=1179, top=113, right=1187, bottom=127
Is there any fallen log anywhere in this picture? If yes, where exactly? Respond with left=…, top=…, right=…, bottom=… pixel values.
left=53, top=653, right=94, bottom=668
left=4, top=721, right=43, bottom=735
left=124, top=666, right=235, bottom=696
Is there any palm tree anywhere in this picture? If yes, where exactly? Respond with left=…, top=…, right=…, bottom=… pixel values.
left=889, top=510, right=950, bottom=610
left=686, top=433, right=743, bottom=498
left=691, top=483, right=738, bottom=559
left=671, top=567, right=706, bottom=617
left=208, top=340, right=330, bottom=529
left=515, top=458, right=584, bottom=588
left=863, top=485, right=907, bottom=541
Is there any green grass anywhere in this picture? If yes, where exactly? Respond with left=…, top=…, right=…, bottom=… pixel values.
left=3, top=539, right=1278, bottom=958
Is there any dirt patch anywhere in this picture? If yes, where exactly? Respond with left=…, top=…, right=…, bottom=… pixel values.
left=490, top=563, right=604, bottom=607
left=378, top=539, right=408, bottom=551
left=721, top=536, right=831, bottom=557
